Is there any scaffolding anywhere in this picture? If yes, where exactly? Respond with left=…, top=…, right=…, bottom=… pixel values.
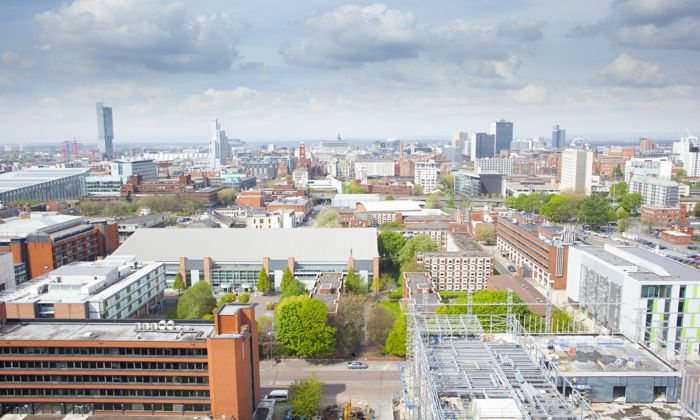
left=404, top=313, right=600, bottom=420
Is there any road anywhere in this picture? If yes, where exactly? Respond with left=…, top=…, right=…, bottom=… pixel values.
left=259, top=359, right=401, bottom=419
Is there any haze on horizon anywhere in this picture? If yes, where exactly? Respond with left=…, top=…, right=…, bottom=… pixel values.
left=0, top=0, right=698, bottom=144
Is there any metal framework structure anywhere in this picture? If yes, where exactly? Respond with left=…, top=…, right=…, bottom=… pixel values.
left=404, top=313, right=600, bottom=420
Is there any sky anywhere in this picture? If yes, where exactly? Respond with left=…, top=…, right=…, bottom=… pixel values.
left=0, top=0, right=698, bottom=144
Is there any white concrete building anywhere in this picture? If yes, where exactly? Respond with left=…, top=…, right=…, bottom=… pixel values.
left=111, top=159, right=157, bottom=183
left=332, top=193, right=381, bottom=208
left=85, top=175, right=123, bottom=195
left=415, top=161, right=439, bottom=193
left=208, top=118, right=230, bottom=170
left=245, top=210, right=296, bottom=229
left=353, top=159, right=395, bottom=178
left=0, top=252, right=16, bottom=292
left=292, top=167, right=309, bottom=188
left=624, top=157, right=673, bottom=182
left=474, top=158, right=513, bottom=176
left=567, top=244, right=700, bottom=359
left=560, top=148, right=592, bottom=195
left=629, top=176, right=680, bottom=207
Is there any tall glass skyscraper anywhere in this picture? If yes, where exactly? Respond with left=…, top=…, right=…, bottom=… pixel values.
left=552, top=124, right=566, bottom=149
left=490, top=119, right=513, bottom=155
left=96, top=102, right=114, bottom=160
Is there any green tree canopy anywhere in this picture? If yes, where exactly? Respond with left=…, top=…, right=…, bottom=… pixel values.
left=613, top=164, right=624, bottom=178
left=216, top=188, right=236, bottom=205
left=176, top=281, right=217, bottom=319
left=383, top=313, right=407, bottom=356
left=621, top=192, right=643, bottom=213
left=288, top=374, right=324, bottom=418
left=313, top=209, right=342, bottom=228
left=384, top=195, right=395, bottom=201
left=476, top=223, right=495, bottom=245
left=276, top=296, right=336, bottom=358
left=343, top=183, right=367, bottom=194
left=380, top=220, right=405, bottom=227
left=212, top=292, right=237, bottom=314
left=256, top=268, right=271, bottom=293
left=238, top=293, right=250, bottom=303
left=329, top=294, right=366, bottom=358
left=540, top=195, right=579, bottom=222
left=172, top=273, right=186, bottom=294
left=609, top=181, right=628, bottom=199
left=378, top=230, right=406, bottom=269
left=425, top=193, right=442, bottom=209
left=439, top=175, right=455, bottom=192
left=281, top=278, right=307, bottom=301
left=398, top=234, right=440, bottom=268
left=344, top=270, right=365, bottom=294
left=578, top=194, right=611, bottom=230
left=695, top=201, right=700, bottom=217
left=280, top=267, right=295, bottom=291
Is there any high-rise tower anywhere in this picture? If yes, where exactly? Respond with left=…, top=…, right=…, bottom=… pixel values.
left=96, top=102, right=114, bottom=160
left=551, top=125, right=566, bottom=149
left=490, top=119, right=513, bottom=155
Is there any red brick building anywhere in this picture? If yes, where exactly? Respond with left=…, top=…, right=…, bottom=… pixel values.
left=235, top=191, right=264, bottom=208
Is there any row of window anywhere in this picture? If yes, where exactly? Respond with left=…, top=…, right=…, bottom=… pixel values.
left=0, top=347, right=207, bottom=357
left=0, top=361, right=207, bottom=371
left=0, top=375, right=208, bottom=385
left=94, top=403, right=211, bottom=413
left=0, top=388, right=210, bottom=398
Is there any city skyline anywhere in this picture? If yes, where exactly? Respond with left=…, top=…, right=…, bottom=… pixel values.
left=0, top=0, right=699, bottom=143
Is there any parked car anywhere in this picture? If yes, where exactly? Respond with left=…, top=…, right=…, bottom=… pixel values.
left=263, top=389, right=289, bottom=401
left=508, top=265, right=516, bottom=273
left=688, top=245, right=700, bottom=250
left=347, top=361, right=368, bottom=369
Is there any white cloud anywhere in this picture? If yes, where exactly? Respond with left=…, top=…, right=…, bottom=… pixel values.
left=36, top=0, right=248, bottom=73
left=511, top=84, right=546, bottom=103
left=599, top=54, right=669, bottom=87
left=181, top=87, right=262, bottom=109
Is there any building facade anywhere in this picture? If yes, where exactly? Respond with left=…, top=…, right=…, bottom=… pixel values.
left=496, top=214, right=572, bottom=289
left=470, top=133, right=495, bottom=159
left=629, top=176, right=680, bottom=207
left=0, top=252, right=15, bottom=292
left=566, top=245, right=700, bottom=359
left=417, top=252, right=492, bottom=291
left=96, top=102, right=114, bottom=159
left=551, top=125, right=566, bottom=149
left=111, top=160, right=158, bottom=183
left=560, top=148, right=592, bottom=195
left=85, top=176, right=123, bottom=196
left=474, top=158, right=513, bottom=176
left=0, top=168, right=89, bottom=205
left=353, top=159, right=395, bottom=178
left=491, top=119, right=514, bottom=155
left=0, top=303, right=260, bottom=419
left=414, top=161, right=439, bottom=193
left=625, top=157, right=672, bottom=182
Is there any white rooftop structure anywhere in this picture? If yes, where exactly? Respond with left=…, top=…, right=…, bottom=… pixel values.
left=332, top=193, right=381, bottom=208
left=0, top=168, right=89, bottom=194
left=113, top=228, right=379, bottom=262
left=0, top=213, right=87, bottom=239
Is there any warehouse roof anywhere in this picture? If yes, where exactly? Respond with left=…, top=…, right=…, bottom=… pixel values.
left=113, top=228, right=379, bottom=261
left=0, top=168, right=90, bottom=193
left=0, top=213, right=86, bottom=238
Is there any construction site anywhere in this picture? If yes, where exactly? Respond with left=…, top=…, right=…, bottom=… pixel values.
left=399, top=272, right=699, bottom=419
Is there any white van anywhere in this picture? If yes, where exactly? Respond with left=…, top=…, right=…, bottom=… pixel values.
left=263, top=389, right=288, bottom=401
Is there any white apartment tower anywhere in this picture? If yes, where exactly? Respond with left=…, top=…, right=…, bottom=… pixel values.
left=209, top=119, right=230, bottom=169
left=560, top=148, right=593, bottom=195
left=415, top=161, right=439, bottom=193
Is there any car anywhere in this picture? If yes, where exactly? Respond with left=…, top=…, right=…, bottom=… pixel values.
left=263, top=389, right=289, bottom=401
left=507, top=265, right=516, bottom=273
left=347, top=361, right=368, bottom=369
left=688, top=245, right=700, bottom=250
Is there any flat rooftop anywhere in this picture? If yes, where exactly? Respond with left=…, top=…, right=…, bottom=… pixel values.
left=614, top=246, right=700, bottom=281
left=575, top=246, right=633, bottom=267
left=0, top=168, right=90, bottom=194
left=0, top=320, right=214, bottom=342
left=531, top=334, right=678, bottom=376
left=404, top=272, right=441, bottom=309
left=0, top=213, right=85, bottom=238
left=114, top=228, right=379, bottom=262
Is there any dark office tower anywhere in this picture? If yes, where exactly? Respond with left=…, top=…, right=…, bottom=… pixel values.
left=552, top=124, right=567, bottom=149
left=490, top=119, right=513, bottom=155
left=96, top=102, right=114, bottom=160
left=470, top=133, right=496, bottom=159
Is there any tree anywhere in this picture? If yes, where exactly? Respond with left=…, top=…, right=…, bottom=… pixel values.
left=281, top=278, right=307, bottom=301
left=425, top=193, right=442, bottom=209
left=621, top=192, right=643, bottom=213
left=314, top=209, right=342, bottom=228
left=617, top=217, right=628, bottom=233
left=398, top=234, right=440, bottom=269
left=238, top=293, right=250, bottom=303
left=276, top=296, right=336, bottom=358
left=329, top=294, right=366, bottom=357
left=695, top=202, right=700, bottom=217
left=578, top=194, right=610, bottom=230
left=384, top=313, right=407, bottom=356
left=412, top=183, right=424, bottom=195
left=213, top=292, right=237, bottom=313
left=378, top=231, right=406, bottom=269
left=371, top=275, right=380, bottom=294
left=343, top=183, right=367, bottom=194
left=609, top=181, right=627, bottom=200
left=216, top=188, right=236, bottom=205
left=175, top=281, right=217, bottom=319
left=384, top=195, right=395, bottom=201
left=344, top=269, right=365, bottom=294
left=541, top=195, right=578, bottom=222
left=256, top=268, right=271, bottom=294
left=280, top=267, right=295, bottom=291
left=673, top=168, right=687, bottom=183
left=613, top=164, right=623, bottom=178
left=172, top=273, right=186, bottom=294
left=439, top=175, right=455, bottom=192
left=476, top=223, right=495, bottom=245
left=367, top=303, right=396, bottom=346
left=288, top=374, right=324, bottom=418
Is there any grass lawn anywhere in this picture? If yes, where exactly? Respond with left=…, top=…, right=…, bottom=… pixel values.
left=381, top=300, right=402, bottom=316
